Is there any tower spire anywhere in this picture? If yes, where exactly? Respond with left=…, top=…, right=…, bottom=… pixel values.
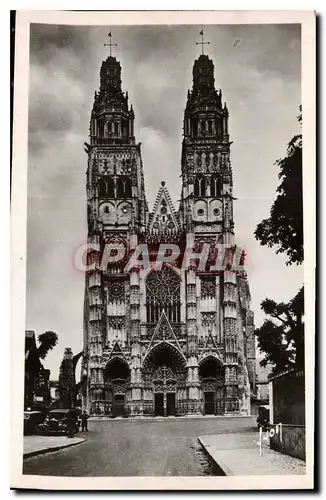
left=196, top=28, right=210, bottom=55
left=104, top=31, right=117, bottom=57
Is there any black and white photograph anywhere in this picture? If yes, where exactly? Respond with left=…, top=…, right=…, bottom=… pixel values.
left=11, top=10, right=315, bottom=490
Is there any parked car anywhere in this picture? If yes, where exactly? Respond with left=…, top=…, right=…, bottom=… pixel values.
left=24, top=410, right=46, bottom=435
left=38, top=409, right=80, bottom=435
left=256, top=405, right=270, bottom=431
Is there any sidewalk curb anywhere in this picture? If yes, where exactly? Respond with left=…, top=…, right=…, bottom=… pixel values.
left=23, top=438, right=86, bottom=459
left=89, top=415, right=254, bottom=421
left=197, top=437, right=233, bottom=476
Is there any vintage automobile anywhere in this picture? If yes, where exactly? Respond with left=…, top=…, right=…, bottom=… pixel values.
left=38, top=409, right=80, bottom=435
left=256, top=405, right=270, bottom=431
left=24, top=410, right=46, bottom=435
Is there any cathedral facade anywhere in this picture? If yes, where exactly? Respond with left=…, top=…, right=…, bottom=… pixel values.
left=82, top=45, right=256, bottom=418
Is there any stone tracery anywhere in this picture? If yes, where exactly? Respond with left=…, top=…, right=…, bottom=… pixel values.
left=146, top=266, right=181, bottom=323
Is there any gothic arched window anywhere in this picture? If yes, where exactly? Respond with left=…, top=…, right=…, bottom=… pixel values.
left=217, top=119, right=222, bottom=138
left=98, top=120, right=104, bottom=138
left=122, top=120, right=128, bottom=138
left=99, top=176, right=114, bottom=197
left=210, top=175, right=221, bottom=198
left=192, top=119, right=198, bottom=137
left=99, top=179, right=107, bottom=197
left=107, top=176, right=114, bottom=197
left=194, top=176, right=206, bottom=197
left=146, top=266, right=181, bottom=323
left=117, top=176, right=132, bottom=198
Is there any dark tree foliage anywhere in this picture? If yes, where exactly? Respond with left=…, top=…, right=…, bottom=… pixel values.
left=25, top=330, right=58, bottom=406
left=37, top=330, right=59, bottom=359
left=255, top=286, right=304, bottom=374
left=255, top=107, right=303, bottom=265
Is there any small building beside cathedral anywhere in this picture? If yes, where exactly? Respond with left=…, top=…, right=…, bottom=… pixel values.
left=82, top=40, right=256, bottom=418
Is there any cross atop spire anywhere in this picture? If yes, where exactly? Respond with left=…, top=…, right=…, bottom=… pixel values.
left=104, top=31, right=117, bottom=57
left=196, top=28, right=210, bottom=55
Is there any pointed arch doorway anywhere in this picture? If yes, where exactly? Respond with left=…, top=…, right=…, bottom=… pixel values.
left=153, top=365, right=177, bottom=417
left=142, top=342, right=187, bottom=417
left=104, top=357, right=130, bottom=418
left=199, top=356, right=225, bottom=415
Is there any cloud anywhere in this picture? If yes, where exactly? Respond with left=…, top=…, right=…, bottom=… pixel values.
left=30, top=23, right=92, bottom=66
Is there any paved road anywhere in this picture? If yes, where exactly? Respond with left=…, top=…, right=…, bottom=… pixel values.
left=23, top=416, right=255, bottom=477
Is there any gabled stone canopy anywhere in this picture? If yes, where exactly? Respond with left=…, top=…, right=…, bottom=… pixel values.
left=145, top=310, right=184, bottom=357
left=148, top=181, right=180, bottom=236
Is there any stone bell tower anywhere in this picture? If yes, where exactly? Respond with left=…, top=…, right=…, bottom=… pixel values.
left=179, top=42, right=256, bottom=414
left=180, top=53, right=232, bottom=239
left=82, top=38, right=148, bottom=415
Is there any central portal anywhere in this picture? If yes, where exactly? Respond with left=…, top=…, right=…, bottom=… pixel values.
left=154, top=394, right=164, bottom=416
left=113, top=395, right=125, bottom=417
left=167, top=393, right=176, bottom=416
left=154, top=392, right=176, bottom=416
left=204, top=391, right=215, bottom=415
left=142, top=339, right=187, bottom=418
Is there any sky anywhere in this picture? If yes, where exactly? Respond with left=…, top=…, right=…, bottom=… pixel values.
left=27, top=23, right=303, bottom=380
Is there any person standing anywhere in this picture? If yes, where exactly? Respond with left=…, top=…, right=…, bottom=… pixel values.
left=80, top=410, right=89, bottom=432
